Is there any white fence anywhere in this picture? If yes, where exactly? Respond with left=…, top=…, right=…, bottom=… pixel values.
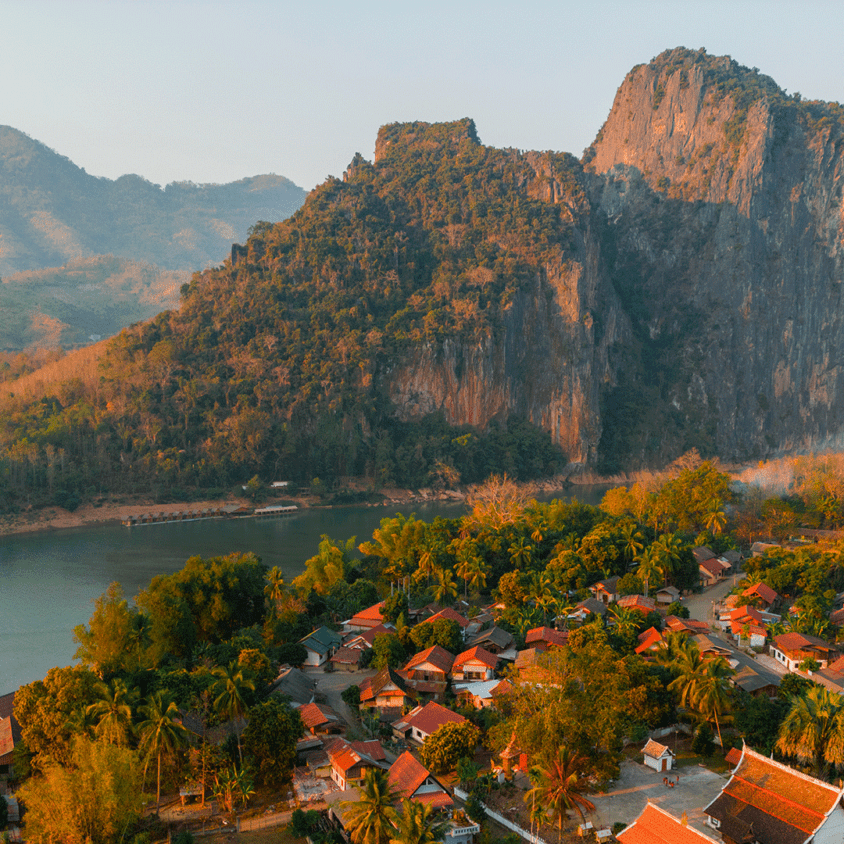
left=454, top=787, right=550, bottom=844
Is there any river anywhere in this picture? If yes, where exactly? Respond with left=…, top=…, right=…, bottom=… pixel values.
left=0, top=487, right=607, bottom=692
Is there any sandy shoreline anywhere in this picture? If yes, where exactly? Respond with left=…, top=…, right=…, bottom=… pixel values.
left=0, top=497, right=251, bottom=537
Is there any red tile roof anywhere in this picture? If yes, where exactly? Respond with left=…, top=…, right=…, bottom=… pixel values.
left=403, top=701, right=467, bottom=736
left=423, top=607, right=470, bottom=629
left=725, top=747, right=743, bottom=767
left=635, top=627, right=664, bottom=655
left=773, top=632, right=835, bottom=656
left=389, top=751, right=433, bottom=797
left=665, top=616, right=710, bottom=634
left=404, top=645, right=455, bottom=675
left=618, top=802, right=717, bottom=844
left=699, top=558, right=725, bottom=577
left=325, top=738, right=372, bottom=775
left=743, top=582, right=779, bottom=604
left=617, top=594, right=657, bottom=613
left=350, top=740, right=386, bottom=762
left=346, top=623, right=393, bottom=648
left=453, top=646, right=499, bottom=670
left=297, top=702, right=341, bottom=729
left=525, top=626, right=569, bottom=648
left=705, top=747, right=840, bottom=844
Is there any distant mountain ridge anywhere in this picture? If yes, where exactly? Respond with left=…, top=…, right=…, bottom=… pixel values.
left=0, top=125, right=307, bottom=276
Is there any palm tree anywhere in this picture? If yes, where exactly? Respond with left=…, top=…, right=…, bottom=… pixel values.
left=264, top=566, right=286, bottom=618
left=86, top=678, right=138, bottom=746
left=704, top=500, right=727, bottom=535
left=340, top=767, right=399, bottom=844
left=509, top=537, right=534, bottom=571
left=433, top=567, right=458, bottom=604
left=389, top=799, right=448, bottom=844
left=607, top=605, right=641, bottom=641
left=619, top=522, right=644, bottom=564
left=635, top=547, right=664, bottom=597
left=653, top=631, right=693, bottom=672
left=211, top=661, right=255, bottom=765
left=692, top=658, right=734, bottom=749
left=138, top=691, right=188, bottom=808
left=523, top=747, right=595, bottom=842
left=669, top=654, right=733, bottom=748
left=777, top=685, right=844, bottom=777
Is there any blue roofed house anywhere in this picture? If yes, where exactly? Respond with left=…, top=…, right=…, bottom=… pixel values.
left=299, top=626, right=343, bottom=668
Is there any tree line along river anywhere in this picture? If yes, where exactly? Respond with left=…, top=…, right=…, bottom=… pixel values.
left=0, top=488, right=606, bottom=693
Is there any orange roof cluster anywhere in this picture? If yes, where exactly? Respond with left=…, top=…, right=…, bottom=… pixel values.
left=453, top=646, right=499, bottom=670
left=618, top=803, right=716, bottom=844
left=405, top=645, right=455, bottom=674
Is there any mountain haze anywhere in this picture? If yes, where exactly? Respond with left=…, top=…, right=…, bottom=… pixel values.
left=3, top=48, right=844, bottom=510
left=0, top=126, right=307, bottom=276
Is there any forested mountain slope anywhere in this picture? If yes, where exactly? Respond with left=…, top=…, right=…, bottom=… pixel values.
left=0, top=126, right=306, bottom=276
left=3, top=49, right=844, bottom=509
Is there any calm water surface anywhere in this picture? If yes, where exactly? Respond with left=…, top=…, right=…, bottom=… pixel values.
left=0, top=487, right=606, bottom=692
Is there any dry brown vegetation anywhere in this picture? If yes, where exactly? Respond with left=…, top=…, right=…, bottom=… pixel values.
left=0, top=341, right=106, bottom=409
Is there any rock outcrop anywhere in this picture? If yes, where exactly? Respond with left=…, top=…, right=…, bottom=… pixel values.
left=582, top=48, right=844, bottom=468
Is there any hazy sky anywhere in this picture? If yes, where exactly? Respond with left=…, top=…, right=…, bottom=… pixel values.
left=3, top=1, right=841, bottom=191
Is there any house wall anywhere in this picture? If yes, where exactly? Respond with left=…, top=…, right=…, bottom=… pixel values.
left=815, top=803, right=844, bottom=844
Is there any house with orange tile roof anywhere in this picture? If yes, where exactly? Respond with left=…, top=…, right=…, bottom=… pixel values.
left=704, top=745, right=844, bottom=844
left=770, top=632, right=837, bottom=672
left=388, top=751, right=453, bottom=810
left=297, top=702, right=344, bottom=735
left=420, top=607, right=470, bottom=635
left=617, top=594, right=657, bottom=615
left=343, top=623, right=394, bottom=650
left=403, top=645, right=455, bottom=699
left=618, top=803, right=717, bottom=844
left=635, top=626, right=664, bottom=656
left=324, top=737, right=386, bottom=790
left=524, top=626, right=569, bottom=651
left=451, top=646, right=498, bottom=682
left=665, top=615, right=711, bottom=635
left=358, top=666, right=415, bottom=716
left=343, top=601, right=386, bottom=633
left=392, top=701, right=467, bottom=744
left=742, top=582, right=780, bottom=610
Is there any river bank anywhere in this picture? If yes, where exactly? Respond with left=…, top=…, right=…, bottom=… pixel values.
left=0, top=472, right=615, bottom=539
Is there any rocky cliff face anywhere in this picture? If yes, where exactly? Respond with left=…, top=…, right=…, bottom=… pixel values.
left=581, top=48, right=844, bottom=468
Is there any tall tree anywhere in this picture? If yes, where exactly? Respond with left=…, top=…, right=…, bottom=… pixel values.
left=776, top=685, right=844, bottom=777
left=17, top=736, right=144, bottom=844
left=523, top=747, right=595, bottom=842
left=211, top=661, right=256, bottom=765
left=340, top=767, right=399, bottom=844
left=138, top=691, right=188, bottom=808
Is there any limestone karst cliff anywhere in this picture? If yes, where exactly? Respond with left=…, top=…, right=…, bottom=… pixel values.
left=584, top=47, right=844, bottom=469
